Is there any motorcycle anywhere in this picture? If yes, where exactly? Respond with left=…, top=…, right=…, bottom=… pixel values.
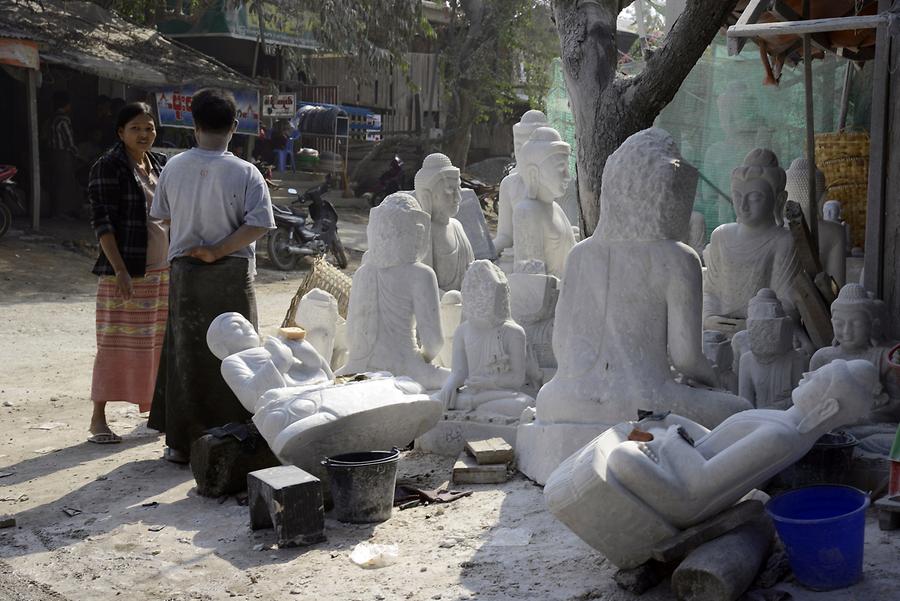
left=267, top=175, right=349, bottom=270
left=0, top=165, right=26, bottom=239
left=363, top=155, right=406, bottom=208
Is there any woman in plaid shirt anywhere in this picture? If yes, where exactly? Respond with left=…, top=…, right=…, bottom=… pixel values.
left=86, top=102, right=169, bottom=444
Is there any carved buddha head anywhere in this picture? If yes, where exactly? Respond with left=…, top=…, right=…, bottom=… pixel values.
left=518, top=126, right=571, bottom=203
left=831, top=284, right=877, bottom=352
left=207, top=312, right=260, bottom=360
left=462, top=259, right=511, bottom=328
left=512, top=109, right=549, bottom=160
left=414, top=153, right=461, bottom=224
left=731, top=149, right=786, bottom=228
left=747, top=288, right=793, bottom=361
left=367, top=192, right=430, bottom=267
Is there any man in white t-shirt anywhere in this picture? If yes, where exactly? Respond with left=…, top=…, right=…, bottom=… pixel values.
left=148, top=88, right=275, bottom=464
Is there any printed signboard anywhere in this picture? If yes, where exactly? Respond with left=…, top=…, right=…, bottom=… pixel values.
left=0, top=39, right=39, bottom=70
left=262, top=94, right=296, bottom=118
left=155, top=87, right=260, bottom=135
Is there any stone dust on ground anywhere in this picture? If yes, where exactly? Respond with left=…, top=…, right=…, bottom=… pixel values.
left=1, top=218, right=898, bottom=601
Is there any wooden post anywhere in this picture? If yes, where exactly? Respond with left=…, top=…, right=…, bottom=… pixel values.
left=837, top=60, right=853, bottom=131
left=25, top=68, right=40, bottom=231
left=802, top=1, right=818, bottom=247
left=864, top=0, right=893, bottom=300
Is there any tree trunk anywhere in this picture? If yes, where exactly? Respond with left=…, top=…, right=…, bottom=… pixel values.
left=442, top=81, right=479, bottom=169
left=552, top=0, right=740, bottom=236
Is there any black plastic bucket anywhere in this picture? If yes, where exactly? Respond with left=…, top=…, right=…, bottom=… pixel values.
left=322, top=449, right=401, bottom=523
left=775, top=431, right=858, bottom=489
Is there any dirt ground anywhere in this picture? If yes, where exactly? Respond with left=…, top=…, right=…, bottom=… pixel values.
left=1, top=214, right=899, bottom=601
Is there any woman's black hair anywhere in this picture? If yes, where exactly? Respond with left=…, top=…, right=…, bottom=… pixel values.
left=115, top=102, right=155, bottom=131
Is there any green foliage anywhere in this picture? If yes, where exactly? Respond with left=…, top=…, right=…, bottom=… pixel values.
left=441, top=0, right=559, bottom=124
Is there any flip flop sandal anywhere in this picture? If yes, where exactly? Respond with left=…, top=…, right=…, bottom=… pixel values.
left=87, top=432, right=122, bottom=444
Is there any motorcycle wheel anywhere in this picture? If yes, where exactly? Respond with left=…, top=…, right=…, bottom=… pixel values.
left=266, top=227, right=299, bottom=270
left=329, top=234, right=349, bottom=269
left=0, top=202, right=10, bottom=239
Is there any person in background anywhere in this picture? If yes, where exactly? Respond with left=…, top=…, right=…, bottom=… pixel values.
left=47, top=91, right=81, bottom=218
left=148, top=88, right=275, bottom=464
left=87, top=102, right=169, bottom=443
left=93, top=95, right=116, bottom=148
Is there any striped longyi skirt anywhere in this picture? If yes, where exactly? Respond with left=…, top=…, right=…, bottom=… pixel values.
left=90, top=268, right=169, bottom=411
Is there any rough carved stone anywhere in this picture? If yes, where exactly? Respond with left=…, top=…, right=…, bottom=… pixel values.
left=517, top=128, right=751, bottom=484
left=247, top=465, right=326, bottom=547
left=738, top=289, right=809, bottom=409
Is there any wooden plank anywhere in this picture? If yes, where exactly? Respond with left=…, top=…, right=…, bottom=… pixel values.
left=728, top=13, right=887, bottom=38
left=864, top=0, right=893, bottom=299
left=727, top=0, right=772, bottom=56
left=465, top=438, right=514, bottom=465
left=771, top=0, right=834, bottom=53
left=803, top=26, right=820, bottom=248
left=791, top=270, right=834, bottom=349
left=452, top=453, right=508, bottom=484
left=784, top=200, right=822, bottom=275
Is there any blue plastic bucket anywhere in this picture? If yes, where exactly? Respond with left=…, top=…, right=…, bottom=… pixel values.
left=766, top=485, right=870, bottom=590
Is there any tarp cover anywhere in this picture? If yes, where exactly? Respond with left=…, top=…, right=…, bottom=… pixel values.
left=0, top=0, right=257, bottom=89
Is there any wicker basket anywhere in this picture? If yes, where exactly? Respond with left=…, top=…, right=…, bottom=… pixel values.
left=821, top=156, right=869, bottom=187
left=815, top=131, right=870, bottom=163
left=282, top=256, right=352, bottom=327
left=826, top=182, right=868, bottom=248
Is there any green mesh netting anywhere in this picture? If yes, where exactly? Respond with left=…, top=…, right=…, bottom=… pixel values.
left=545, top=36, right=873, bottom=238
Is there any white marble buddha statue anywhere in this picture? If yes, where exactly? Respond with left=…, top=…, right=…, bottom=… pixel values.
left=738, top=288, right=808, bottom=409
left=784, top=157, right=847, bottom=286
left=516, top=128, right=752, bottom=484
left=810, top=283, right=900, bottom=421
left=704, top=149, right=801, bottom=331
left=336, top=192, right=450, bottom=390
left=207, top=312, right=333, bottom=412
left=295, top=288, right=347, bottom=370
left=438, top=260, right=534, bottom=418
left=823, top=199, right=851, bottom=251
left=512, top=127, right=577, bottom=278
left=493, top=110, right=550, bottom=253
left=415, top=153, right=474, bottom=293
left=702, top=330, right=738, bottom=394
left=545, top=359, right=877, bottom=568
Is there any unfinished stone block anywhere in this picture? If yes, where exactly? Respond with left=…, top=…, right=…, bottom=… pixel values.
left=247, top=465, right=325, bottom=547
left=875, top=495, right=900, bottom=531
left=452, top=452, right=508, bottom=484
left=190, top=424, right=280, bottom=498
left=465, top=437, right=514, bottom=465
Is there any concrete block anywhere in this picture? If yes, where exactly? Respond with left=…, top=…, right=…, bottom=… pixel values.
left=452, top=452, right=508, bottom=484
left=875, top=495, right=900, bottom=531
left=465, top=437, right=514, bottom=465
left=190, top=426, right=280, bottom=498
left=247, top=465, right=326, bottom=547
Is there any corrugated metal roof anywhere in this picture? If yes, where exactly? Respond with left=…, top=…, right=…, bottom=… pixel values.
left=0, top=0, right=258, bottom=89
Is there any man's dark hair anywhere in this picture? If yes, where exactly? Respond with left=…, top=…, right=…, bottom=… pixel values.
left=52, top=91, right=70, bottom=110
left=115, top=102, right=155, bottom=132
left=96, top=94, right=111, bottom=107
left=191, top=88, right=237, bottom=134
